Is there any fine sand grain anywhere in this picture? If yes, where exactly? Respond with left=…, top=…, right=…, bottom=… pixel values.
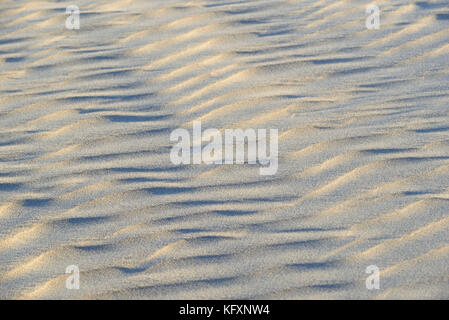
left=0, top=0, right=448, bottom=299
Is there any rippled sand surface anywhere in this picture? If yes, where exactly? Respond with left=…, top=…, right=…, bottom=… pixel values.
left=1, top=0, right=448, bottom=299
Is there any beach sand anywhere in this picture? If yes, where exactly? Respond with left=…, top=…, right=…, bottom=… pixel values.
left=0, top=0, right=448, bottom=299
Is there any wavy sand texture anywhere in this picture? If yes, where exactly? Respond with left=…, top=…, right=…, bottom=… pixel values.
left=0, top=0, right=448, bottom=299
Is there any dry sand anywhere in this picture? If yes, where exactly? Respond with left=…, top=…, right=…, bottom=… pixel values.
left=0, top=0, right=448, bottom=299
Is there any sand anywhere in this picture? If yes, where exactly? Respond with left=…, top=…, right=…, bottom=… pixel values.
left=0, top=0, right=448, bottom=299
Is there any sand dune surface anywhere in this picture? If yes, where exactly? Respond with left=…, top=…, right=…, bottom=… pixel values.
left=0, top=0, right=448, bottom=299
